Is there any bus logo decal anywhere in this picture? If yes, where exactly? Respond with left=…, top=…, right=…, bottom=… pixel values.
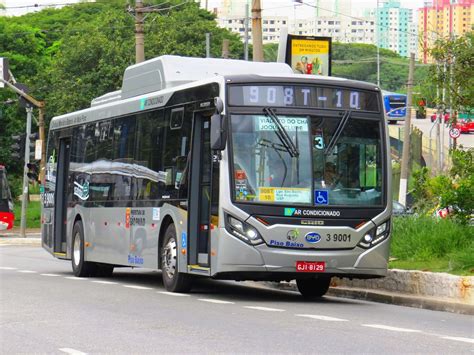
left=287, top=229, right=300, bottom=241
left=305, top=232, right=321, bottom=244
left=284, top=208, right=296, bottom=216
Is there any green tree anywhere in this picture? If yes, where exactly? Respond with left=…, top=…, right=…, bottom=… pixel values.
left=428, top=31, right=474, bottom=112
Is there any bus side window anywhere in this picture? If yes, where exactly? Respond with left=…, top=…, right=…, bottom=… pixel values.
left=135, top=110, right=166, bottom=200
left=162, top=106, right=192, bottom=199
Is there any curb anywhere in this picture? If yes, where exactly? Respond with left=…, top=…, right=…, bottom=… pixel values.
left=0, top=235, right=41, bottom=246
left=268, top=280, right=474, bottom=315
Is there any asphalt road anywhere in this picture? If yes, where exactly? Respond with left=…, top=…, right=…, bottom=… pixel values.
left=390, top=116, right=473, bottom=149
left=1, top=245, right=473, bottom=354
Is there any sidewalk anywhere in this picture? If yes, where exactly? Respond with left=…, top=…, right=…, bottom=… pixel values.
left=0, top=227, right=41, bottom=245
left=1, top=229, right=473, bottom=314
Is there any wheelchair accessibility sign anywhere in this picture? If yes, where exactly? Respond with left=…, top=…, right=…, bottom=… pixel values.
left=314, top=190, right=329, bottom=205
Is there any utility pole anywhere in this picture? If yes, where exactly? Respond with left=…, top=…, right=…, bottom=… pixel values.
left=20, top=107, right=33, bottom=238
left=436, top=62, right=441, bottom=173
left=206, top=33, right=211, bottom=58
left=131, top=1, right=168, bottom=64
left=244, top=3, right=250, bottom=61
left=398, top=52, right=415, bottom=207
left=135, top=0, right=145, bottom=63
left=251, top=0, right=263, bottom=62
left=222, top=39, right=230, bottom=59
left=376, top=0, right=380, bottom=87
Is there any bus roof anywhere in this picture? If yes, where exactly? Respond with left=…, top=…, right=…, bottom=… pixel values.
left=91, top=55, right=294, bottom=106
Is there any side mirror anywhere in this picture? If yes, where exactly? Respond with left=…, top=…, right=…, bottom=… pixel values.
left=210, top=113, right=227, bottom=151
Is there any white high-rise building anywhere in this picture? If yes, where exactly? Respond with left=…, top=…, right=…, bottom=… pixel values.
left=213, top=0, right=414, bottom=53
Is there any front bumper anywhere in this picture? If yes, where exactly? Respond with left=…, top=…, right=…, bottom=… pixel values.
left=212, top=228, right=390, bottom=280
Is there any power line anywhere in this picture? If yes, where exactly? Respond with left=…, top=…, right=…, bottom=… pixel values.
left=4, top=1, right=94, bottom=9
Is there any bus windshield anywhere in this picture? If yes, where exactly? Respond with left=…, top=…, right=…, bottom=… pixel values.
left=230, top=114, right=383, bottom=206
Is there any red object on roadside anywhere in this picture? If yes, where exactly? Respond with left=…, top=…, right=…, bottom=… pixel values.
left=0, top=211, right=14, bottom=231
left=454, top=119, right=474, bottom=134
left=430, top=113, right=450, bottom=123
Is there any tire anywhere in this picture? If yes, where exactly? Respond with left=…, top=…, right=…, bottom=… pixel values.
left=296, top=277, right=331, bottom=299
left=97, top=264, right=114, bottom=277
left=161, top=224, right=192, bottom=293
left=71, top=221, right=97, bottom=277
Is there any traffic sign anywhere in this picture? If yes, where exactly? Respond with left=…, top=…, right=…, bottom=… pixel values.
left=449, top=127, right=461, bottom=139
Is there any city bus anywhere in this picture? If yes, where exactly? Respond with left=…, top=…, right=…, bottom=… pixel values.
left=41, top=56, right=392, bottom=298
left=382, top=91, right=407, bottom=124
left=0, top=165, right=14, bottom=230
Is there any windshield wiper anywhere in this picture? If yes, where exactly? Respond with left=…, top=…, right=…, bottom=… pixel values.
left=263, top=107, right=299, bottom=158
left=324, top=110, right=352, bottom=155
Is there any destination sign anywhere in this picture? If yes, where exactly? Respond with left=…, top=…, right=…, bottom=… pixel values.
left=229, top=85, right=380, bottom=112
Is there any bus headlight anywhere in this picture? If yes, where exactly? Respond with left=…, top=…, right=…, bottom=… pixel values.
left=225, top=213, right=263, bottom=245
left=358, top=221, right=390, bottom=249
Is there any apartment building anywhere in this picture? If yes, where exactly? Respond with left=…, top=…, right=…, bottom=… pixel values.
left=294, top=17, right=375, bottom=44
left=367, top=0, right=417, bottom=58
left=418, top=0, right=473, bottom=63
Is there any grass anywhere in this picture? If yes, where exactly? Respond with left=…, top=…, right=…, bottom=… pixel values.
left=13, top=199, right=41, bottom=229
left=390, top=215, right=474, bottom=276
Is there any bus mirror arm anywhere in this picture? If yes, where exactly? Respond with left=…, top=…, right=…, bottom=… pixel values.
left=210, top=113, right=227, bottom=152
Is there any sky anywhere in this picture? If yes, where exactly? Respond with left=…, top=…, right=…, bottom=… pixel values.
left=3, top=0, right=429, bottom=17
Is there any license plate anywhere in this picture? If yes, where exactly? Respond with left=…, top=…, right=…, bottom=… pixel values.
left=296, top=261, right=325, bottom=272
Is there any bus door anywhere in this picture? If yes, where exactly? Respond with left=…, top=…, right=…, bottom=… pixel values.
left=53, top=137, right=70, bottom=254
left=188, top=112, right=213, bottom=268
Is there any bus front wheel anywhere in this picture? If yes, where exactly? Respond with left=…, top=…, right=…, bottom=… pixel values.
left=72, top=221, right=98, bottom=277
left=161, top=224, right=192, bottom=293
left=296, top=277, right=331, bottom=299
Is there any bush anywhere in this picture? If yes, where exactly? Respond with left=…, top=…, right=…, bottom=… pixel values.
left=411, top=148, right=473, bottom=224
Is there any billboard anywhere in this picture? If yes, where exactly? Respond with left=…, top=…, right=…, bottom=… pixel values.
left=285, top=35, right=332, bottom=76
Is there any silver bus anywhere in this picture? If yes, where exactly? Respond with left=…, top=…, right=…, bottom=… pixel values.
left=41, top=55, right=392, bottom=298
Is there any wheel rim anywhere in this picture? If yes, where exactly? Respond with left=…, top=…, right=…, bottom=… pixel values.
left=73, top=233, right=81, bottom=268
left=162, top=237, right=177, bottom=279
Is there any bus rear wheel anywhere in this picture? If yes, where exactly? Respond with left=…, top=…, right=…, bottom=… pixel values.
left=296, top=277, right=331, bottom=299
left=72, top=221, right=98, bottom=277
left=161, top=224, right=192, bottom=293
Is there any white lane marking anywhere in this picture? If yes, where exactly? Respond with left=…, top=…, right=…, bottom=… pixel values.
left=64, top=277, right=88, bottom=281
left=244, top=306, right=285, bottom=312
left=0, top=267, right=17, bottom=270
left=296, top=314, right=348, bottom=322
left=198, top=298, right=235, bottom=304
left=17, top=270, right=37, bottom=273
left=123, top=285, right=153, bottom=290
left=59, top=348, right=87, bottom=355
left=157, top=291, right=190, bottom=297
left=362, top=324, right=421, bottom=333
left=92, top=280, right=118, bottom=285
left=441, top=336, right=474, bottom=344
left=40, top=273, right=61, bottom=277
